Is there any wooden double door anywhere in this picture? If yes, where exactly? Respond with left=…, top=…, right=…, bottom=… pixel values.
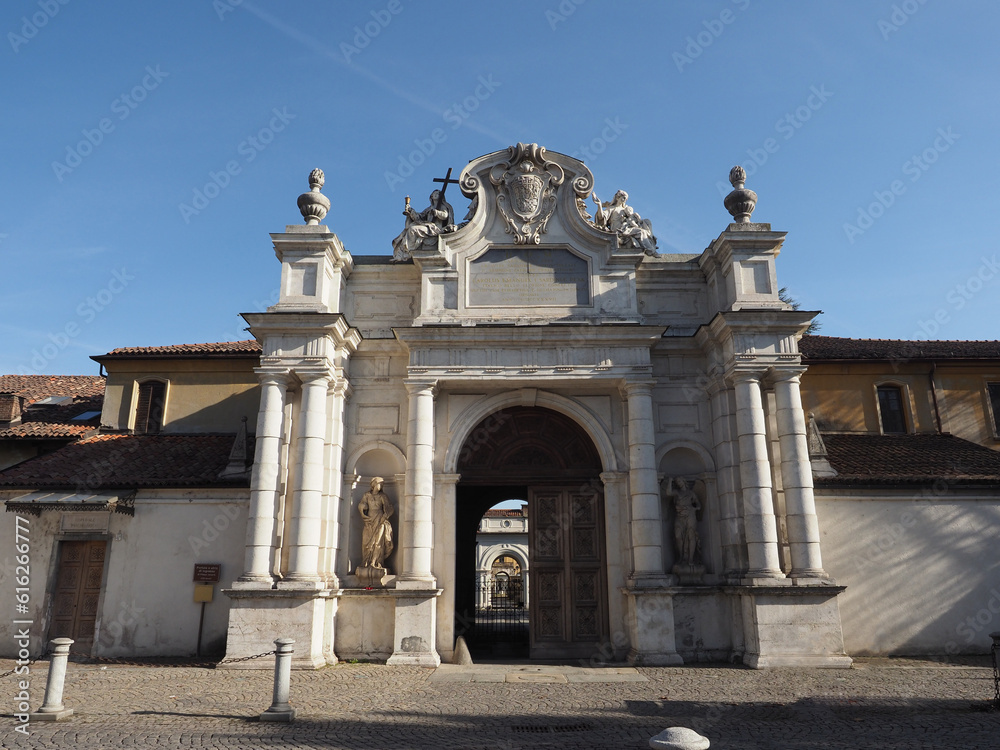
left=528, top=486, right=608, bottom=659
left=50, top=540, right=106, bottom=653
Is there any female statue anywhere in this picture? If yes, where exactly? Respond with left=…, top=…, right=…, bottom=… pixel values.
left=358, top=476, right=394, bottom=570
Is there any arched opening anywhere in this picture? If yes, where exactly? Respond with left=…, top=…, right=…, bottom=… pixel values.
left=455, top=406, right=607, bottom=660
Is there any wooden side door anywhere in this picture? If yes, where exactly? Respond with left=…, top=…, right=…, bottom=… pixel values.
left=528, top=487, right=607, bottom=659
left=50, top=540, right=106, bottom=653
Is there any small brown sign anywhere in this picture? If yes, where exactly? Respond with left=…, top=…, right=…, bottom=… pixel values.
left=193, top=564, right=221, bottom=583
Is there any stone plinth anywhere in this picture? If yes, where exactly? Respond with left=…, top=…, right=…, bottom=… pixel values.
left=386, top=585, right=443, bottom=667
left=624, top=584, right=684, bottom=666
left=221, top=588, right=337, bottom=669
left=735, top=584, right=853, bottom=668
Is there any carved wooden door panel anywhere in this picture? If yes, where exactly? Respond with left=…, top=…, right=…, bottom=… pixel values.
left=528, top=487, right=607, bottom=659
left=50, top=540, right=106, bottom=652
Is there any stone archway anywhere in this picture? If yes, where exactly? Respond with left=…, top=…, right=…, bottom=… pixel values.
left=455, top=406, right=608, bottom=659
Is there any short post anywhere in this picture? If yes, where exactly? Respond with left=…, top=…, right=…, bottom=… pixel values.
left=990, top=631, right=1000, bottom=709
left=259, top=638, right=295, bottom=722
left=30, top=638, right=74, bottom=721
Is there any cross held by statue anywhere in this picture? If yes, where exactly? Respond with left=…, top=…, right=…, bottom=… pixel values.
left=432, top=167, right=460, bottom=209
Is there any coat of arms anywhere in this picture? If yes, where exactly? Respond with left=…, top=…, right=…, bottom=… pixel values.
left=490, top=143, right=564, bottom=244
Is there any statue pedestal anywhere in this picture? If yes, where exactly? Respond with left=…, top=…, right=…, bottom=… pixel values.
left=672, top=563, right=706, bottom=585
left=356, top=565, right=388, bottom=588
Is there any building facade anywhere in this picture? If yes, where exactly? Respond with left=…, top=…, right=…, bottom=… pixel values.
left=2, top=143, right=998, bottom=667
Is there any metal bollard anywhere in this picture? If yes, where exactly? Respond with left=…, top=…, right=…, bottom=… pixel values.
left=259, top=638, right=295, bottom=722
left=30, top=638, right=74, bottom=721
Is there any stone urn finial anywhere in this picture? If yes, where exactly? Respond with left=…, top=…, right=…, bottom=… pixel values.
left=297, top=168, right=330, bottom=225
left=724, top=165, right=757, bottom=223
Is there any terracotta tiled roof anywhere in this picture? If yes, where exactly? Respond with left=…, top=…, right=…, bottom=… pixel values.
left=484, top=508, right=527, bottom=517
left=0, top=375, right=105, bottom=403
left=817, top=433, right=1000, bottom=486
left=0, top=376, right=105, bottom=440
left=96, top=340, right=262, bottom=359
left=0, top=433, right=251, bottom=489
left=800, top=336, right=1000, bottom=361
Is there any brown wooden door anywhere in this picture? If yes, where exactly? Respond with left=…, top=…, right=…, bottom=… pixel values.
left=528, top=487, right=607, bottom=659
left=51, top=540, right=106, bottom=653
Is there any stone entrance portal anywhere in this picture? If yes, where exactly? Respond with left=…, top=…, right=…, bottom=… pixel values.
left=455, top=406, right=607, bottom=660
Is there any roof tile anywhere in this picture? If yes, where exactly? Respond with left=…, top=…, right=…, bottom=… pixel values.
left=0, top=433, right=251, bottom=489
left=801, top=336, right=1000, bottom=361
left=818, top=433, right=1000, bottom=486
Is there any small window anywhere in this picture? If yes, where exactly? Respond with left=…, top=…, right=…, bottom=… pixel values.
left=988, top=382, right=1000, bottom=435
left=71, top=410, right=101, bottom=421
left=134, top=381, right=166, bottom=434
left=877, top=385, right=907, bottom=434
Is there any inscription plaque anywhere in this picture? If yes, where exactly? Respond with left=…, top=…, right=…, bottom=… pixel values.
left=468, top=247, right=589, bottom=307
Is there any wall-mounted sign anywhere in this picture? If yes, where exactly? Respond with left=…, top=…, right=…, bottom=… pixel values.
left=193, top=563, right=221, bottom=583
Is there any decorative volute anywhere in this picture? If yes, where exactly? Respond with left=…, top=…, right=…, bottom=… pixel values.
left=297, top=168, right=331, bottom=225
left=723, top=165, right=757, bottom=223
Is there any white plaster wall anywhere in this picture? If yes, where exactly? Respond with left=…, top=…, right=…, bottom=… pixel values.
left=815, top=492, right=1000, bottom=655
left=0, top=490, right=248, bottom=658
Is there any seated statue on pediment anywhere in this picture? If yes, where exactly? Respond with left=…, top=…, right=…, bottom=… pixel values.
left=592, top=189, right=658, bottom=255
left=391, top=190, right=456, bottom=262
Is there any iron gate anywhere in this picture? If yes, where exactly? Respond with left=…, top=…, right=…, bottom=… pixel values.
left=467, top=573, right=528, bottom=656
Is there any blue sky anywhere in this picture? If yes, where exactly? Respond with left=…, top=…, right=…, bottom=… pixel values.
left=2, top=0, right=998, bottom=375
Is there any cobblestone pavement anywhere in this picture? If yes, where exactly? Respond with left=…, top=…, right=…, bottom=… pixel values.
left=3, top=656, right=998, bottom=749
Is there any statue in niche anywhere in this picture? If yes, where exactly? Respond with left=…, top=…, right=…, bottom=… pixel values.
left=664, top=477, right=705, bottom=584
left=591, top=189, right=658, bottom=255
left=356, top=477, right=394, bottom=586
left=391, top=190, right=456, bottom=262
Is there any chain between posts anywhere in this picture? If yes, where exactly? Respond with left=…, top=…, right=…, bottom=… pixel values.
left=0, top=653, right=44, bottom=680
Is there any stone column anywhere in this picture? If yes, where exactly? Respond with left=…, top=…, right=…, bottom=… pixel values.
left=731, top=371, right=783, bottom=580
left=624, top=381, right=666, bottom=581
left=282, top=372, right=330, bottom=586
left=707, top=381, right=746, bottom=577
left=772, top=370, right=827, bottom=579
left=321, top=378, right=350, bottom=588
left=399, top=380, right=436, bottom=585
left=388, top=380, right=441, bottom=667
left=237, top=371, right=287, bottom=585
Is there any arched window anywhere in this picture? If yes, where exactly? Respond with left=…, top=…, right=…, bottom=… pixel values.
left=134, top=380, right=166, bottom=434
left=876, top=384, right=907, bottom=434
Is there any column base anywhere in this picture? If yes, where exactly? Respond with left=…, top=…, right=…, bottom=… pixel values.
left=623, top=586, right=684, bottom=666
left=30, top=709, right=73, bottom=721
left=230, top=577, right=275, bottom=591
left=259, top=707, right=295, bottom=722
left=386, top=588, right=442, bottom=667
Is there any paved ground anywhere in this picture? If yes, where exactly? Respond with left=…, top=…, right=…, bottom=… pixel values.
left=3, top=656, right=998, bottom=749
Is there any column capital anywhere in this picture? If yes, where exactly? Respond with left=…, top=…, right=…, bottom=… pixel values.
left=435, top=473, right=461, bottom=486
left=329, top=375, right=352, bottom=400
left=768, top=366, right=807, bottom=386
left=254, top=368, right=290, bottom=387
left=403, top=378, right=438, bottom=396
left=726, top=368, right=766, bottom=387
left=295, top=369, right=332, bottom=386
left=600, top=471, right=628, bottom=485
left=621, top=379, right=656, bottom=399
